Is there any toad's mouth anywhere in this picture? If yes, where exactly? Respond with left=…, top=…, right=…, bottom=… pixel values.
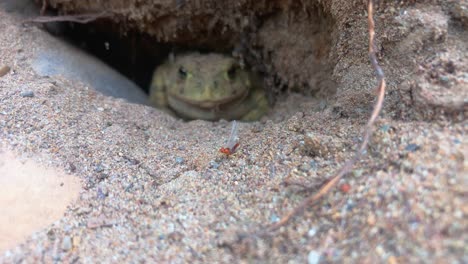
left=168, top=89, right=249, bottom=110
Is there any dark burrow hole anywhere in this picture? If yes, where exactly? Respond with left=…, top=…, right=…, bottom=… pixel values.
left=45, top=20, right=281, bottom=122
left=50, top=22, right=178, bottom=94
left=19, top=1, right=337, bottom=121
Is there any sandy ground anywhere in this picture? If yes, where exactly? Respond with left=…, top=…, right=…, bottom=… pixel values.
left=0, top=2, right=467, bottom=264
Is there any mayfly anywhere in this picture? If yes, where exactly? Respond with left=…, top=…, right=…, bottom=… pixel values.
left=219, top=120, right=240, bottom=155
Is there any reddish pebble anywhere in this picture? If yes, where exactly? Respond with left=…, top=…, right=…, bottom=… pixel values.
left=340, top=183, right=351, bottom=193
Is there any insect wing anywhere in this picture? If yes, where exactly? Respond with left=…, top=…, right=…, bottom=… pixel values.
left=227, top=121, right=239, bottom=153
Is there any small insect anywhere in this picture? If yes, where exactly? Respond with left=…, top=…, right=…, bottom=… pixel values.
left=219, top=120, right=240, bottom=155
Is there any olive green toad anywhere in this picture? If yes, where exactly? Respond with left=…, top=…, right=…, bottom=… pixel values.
left=149, top=52, right=269, bottom=121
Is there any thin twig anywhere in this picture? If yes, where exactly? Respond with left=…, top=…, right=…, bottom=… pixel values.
left=268, top=0, right=386, bottom=232
left=24, top=11, right=111, bottom=24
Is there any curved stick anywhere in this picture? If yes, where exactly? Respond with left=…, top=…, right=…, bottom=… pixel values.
left=268, top=0, right=387, bottom=231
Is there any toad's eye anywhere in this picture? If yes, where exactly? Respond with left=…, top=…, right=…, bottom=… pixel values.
left=178, top=67, right=188, bottom=79
left=227, top=66, right=237, bottom=80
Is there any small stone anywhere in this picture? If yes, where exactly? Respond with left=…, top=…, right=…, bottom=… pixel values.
left=298, top=163, right=310, bottom=172
left=61, top=236, right=72, bottom=251
left=97, top=185, right=108, bottom=199
left=20, top=91, right=35, bottom=98
left=380, top=124, right=391, bottom=132
left=308, top=250, right=321, bottom=264
left=175, top=157, right=184, bottom=164
left=97, top=173, right=109, bottom=180
left=270, top=214, right=280, bottom=223
left=367, top=213, right=376, bottom=226
left=405, top=143, right=420, bottom=152
left=124, top=156, right=139, bottom=165
left=167, top=231, right=184, bottom=242
left=0, top=65, right=10, bottom=77
left=448, top=177, right=456, bottom=185
left=375, top=245, right=385, bottom=256
left=76, top=206, right=92, bottom=215
left=72, top=236, right=81, bottom=248
left=94, top=164, right=104, bottom=173
left=303, top=132, right=342, bottom=157
left=309, top=160, right=318, bottom=170
left=287, top=112, right=304, bottom=132
left=454, top=210, right=463, bottom=219
left=209, top=160, right=220, bottom=169
left=67, top=162, right=76, bottom=173
left=388, top=256, right=398, bottom=264
left=340, top=183, right=351, bottom=193
left=439, top=75, right=450, bottom=84
left=125, top=183, right=134, bottom=192
left=353, top=169, right=364, bottom=178
left=63, top=225, right=72, bottom=233
left=251, top=123, right=264, bottom=133
left=307, top=228, right=317, bottom=237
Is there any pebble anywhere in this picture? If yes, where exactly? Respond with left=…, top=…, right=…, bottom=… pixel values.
left=97, top=185, right=108, bottom=199
left=66, top=162, right=77, bottom=173
left=125, top=183, right=134, bottom=192
left=380, top=124, right=391, bottom=132
left=175, top=157, right=184, bottom=164
left=454, top=210, right=463, bottom=219
left=448, top=177, right=456, bottom=185
left=287, top=112, right=304, bottom=132
left=167, top=231, right=184, bottom=242
left=367, top=213, right=376, bottom=225
left=388, top=256, right=398, bottom=264
left=353, top=169, right=364, bottom=178
left=97, top=173, right=109, bottom=180
left=303, top=132, right=342, bottom=157
left=309, top=160, right=318, bottom=170
left=405, top=143, right=420, bottom=152
left=76, top=206, right=92, bottom=215
left=307, top=228, right=317, bottom=237
left=61, top=236, right=72, bottom=251
left=298, top=163, right=311, bottom=172
left=307, top=250, right=321, bottom=264
left=375, top=245, right=385, bottom=256
left=94, top=164, right=105, bottom=173
left=20, top=91, right=34, bottom=98
left=270, top=214, right=280, bottom=223
left=209, top=160, right=220, bottom=169
left=439, top=75, right=450, bottom=84
left=0, top=65, right=10, bottom=77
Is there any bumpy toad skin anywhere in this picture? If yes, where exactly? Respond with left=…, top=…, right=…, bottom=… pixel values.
left=149, top=53, right=269, bottom=121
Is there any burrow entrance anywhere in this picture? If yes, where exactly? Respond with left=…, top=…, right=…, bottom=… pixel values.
left=31, top=0, right=338, bottom=119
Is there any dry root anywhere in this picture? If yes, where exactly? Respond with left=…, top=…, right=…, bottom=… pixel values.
left=268, top=0, right=387, bottom=232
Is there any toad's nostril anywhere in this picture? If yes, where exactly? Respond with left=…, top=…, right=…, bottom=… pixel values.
left=202, top=86, right=213, bottom=97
